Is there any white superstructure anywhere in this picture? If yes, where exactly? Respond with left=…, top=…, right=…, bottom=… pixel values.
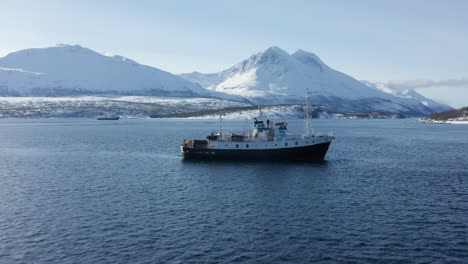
left=182, top=88, right=334, bottom=151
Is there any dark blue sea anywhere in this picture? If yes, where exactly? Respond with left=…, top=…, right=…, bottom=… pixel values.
left=0, top=118, right=467, bottom=264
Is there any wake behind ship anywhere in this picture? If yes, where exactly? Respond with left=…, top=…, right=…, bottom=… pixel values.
left=181, top=89, right=335, bottom=161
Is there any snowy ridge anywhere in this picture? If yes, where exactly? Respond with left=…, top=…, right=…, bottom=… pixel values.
left=181, top=46, right=387, bottom=99
left=0, top=44, right=454, bottom=117
left=0, top=44, right=244, bottom=102
left=154, top=104, right=404, bottom=120
left=0, top=96, right=404, bottom=119
left=0, top=96, right=249, bottom=118
left=180, top=46, right=453, bottom=115
left=361, top=80, right=449, bottom=112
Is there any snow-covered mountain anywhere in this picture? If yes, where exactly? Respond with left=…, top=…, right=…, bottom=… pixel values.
left=0, top=44, right=453, bottom=117
left=180, top=46, right=452, bottom=115
left=0, top=44, right=243, bottom=101
left=360, top=81, right=450, bottom=113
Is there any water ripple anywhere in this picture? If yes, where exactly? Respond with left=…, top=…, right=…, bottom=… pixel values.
left=0, top=119, right=466, bottom=263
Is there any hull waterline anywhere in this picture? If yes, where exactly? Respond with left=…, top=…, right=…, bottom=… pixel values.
left=182, top=141, right=331, bottom=161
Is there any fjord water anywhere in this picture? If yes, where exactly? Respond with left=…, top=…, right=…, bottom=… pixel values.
left=0, top=119, right=466, bottom=263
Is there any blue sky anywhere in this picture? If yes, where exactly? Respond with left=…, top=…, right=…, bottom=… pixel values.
left=1, top=0, right=467, bottom=107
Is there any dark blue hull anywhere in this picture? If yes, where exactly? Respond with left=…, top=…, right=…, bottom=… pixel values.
left=181, top=142, right=331, bottom=161
left=97, top=117, right=120, bottom=120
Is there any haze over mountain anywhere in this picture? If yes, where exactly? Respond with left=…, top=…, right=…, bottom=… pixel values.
left=180, top=46, right=452, bottom=115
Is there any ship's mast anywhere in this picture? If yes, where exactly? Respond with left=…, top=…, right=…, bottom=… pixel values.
left=304, top=88, right=314, bottom=136
left=219, top=111, right=223, bottom=138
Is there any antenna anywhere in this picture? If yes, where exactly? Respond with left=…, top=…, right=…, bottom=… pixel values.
left=217, top=100, right=224, bottom=139
left=219, top=110, right=223, bottom=139
left=258, top=105, right=263, bottom=119
left=304, top=88, right=314, bottom=136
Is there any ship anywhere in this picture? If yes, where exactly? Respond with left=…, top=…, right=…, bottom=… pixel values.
left=181, top=89, right=334, bottom=161
left=96, top=115, right=120, bottom=120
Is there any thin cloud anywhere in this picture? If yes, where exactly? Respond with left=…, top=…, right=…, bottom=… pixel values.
left=387, top=79, right=468, bottom=91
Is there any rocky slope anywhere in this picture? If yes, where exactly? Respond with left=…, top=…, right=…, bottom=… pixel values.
left=425, top=106, right=468, bottom=121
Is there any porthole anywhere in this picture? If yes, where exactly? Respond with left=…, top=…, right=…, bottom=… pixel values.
left=306, top=141, right=308, bottom=144
left=295, top=142, right=298, bottom=145
left=285, top=143, right=288, bottom=146
left=236, top=144, right=239, bottom=148
left=275, top=144, right=277, bottom=146
left=246, top=144, right=249, bottom=148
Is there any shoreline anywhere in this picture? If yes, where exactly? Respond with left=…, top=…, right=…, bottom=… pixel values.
left=420, top=119, right=468, bottom=125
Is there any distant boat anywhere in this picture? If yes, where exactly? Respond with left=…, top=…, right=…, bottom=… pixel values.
left=97, top=115, right=120, bottom=120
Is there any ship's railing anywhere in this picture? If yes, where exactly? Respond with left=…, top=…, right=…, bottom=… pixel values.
left=286, top=134, right=302, bottom=140
left=212, top=131, right=336, bottom=143
left=216, top=132, right=257, bottom=142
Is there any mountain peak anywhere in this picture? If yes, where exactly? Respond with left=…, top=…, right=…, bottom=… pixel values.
left=0, top=44, right=216, bottom=98
left=2, top=44, right=99, bottom=61
left=262, top=46, right=289, bottom=55
left=245, top=46, right=290, bottom=68
left=54, top=44, right=83, bottom=48
left=259, top=46, right=290, bottom=60
left=292, top=49, right=317, bottom=57
left=291, top=49, right=325, bottom=68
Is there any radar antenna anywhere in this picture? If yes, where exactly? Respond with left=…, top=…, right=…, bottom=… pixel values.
left=304, top=88, right=314, bottom=136
left=218, top=103, right=224, bottom=139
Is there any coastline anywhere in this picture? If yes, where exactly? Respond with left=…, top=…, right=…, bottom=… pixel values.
left=420, top=119, right=468, bottom=125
